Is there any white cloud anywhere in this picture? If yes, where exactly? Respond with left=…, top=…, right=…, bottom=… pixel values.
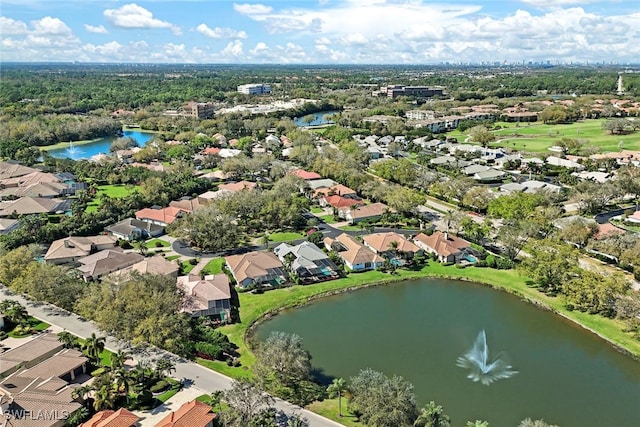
left=84, top=24, right=108, bottom=34
left=521, top=0, right=599, bottom=7
left=233, top=3, right=273, bottom=15
left=221, top=40, right=243, bottom=56
left=0, top=17, right=29, bottom=35
left=104, top=3, right=181, bottom=35
left=196, top=24, right=247, bottom=39
left=31, top=16, right=73, bottom=36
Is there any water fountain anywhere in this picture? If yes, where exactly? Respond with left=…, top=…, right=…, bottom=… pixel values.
left=456, top=330, right=517, bottom=385
left=64, top=141, right=82, bottom=159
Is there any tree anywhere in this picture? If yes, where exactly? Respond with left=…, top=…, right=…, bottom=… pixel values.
left=210, top=390, right=224, bottom=413
left=555, top=217, right=598, bottom=248
left=327, top=378, right=347, bottom=418
left=0, top=300, right=28, bottom=325
left=413, top=401, right=451, bottom=427
left=65, top=406, right=89, bottom=427
left=468, top=125, right=495, bottom=147
left=254, top=331, right=313, bottom=387
left=71, top=384, right=93, bottom=401
left=154, top=359, right=176, bottom=378
left=349, top=368, right=418, bottom=427
left=110, top=350, right=131, bottom=371
left=223, top=378, right=274, bottom=427
left=563, top=271, right=630, bottom=317
left=466, top=421, right=489, bottom=427
left=0, top=246, right=37, bottom=286
left=557, top=138, right=584, bottom=156
left=520, top=239, right=580, bottom=294
left=93, top=385, right=117, bottom=411
left=168, top=204, right=239, bottom=252
left=82, top=333, right=106, bottom=365
left=58, top=331, right=78, bottom=349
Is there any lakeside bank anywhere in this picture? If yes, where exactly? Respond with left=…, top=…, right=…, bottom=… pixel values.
left=210, top=263, right=640, bottom=380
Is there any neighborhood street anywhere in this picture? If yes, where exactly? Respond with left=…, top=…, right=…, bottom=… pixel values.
left=0, top=286, right=344, bottom=427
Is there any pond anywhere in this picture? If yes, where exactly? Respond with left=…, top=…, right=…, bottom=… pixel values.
left=256, top=278, right=640, bottom=427
left=48, top=130, right=154, bottom=160
left=294, top=110, right=338, bottom=127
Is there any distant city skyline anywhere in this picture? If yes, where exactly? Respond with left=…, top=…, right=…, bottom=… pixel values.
left=1, top=0, right=639, bottom=64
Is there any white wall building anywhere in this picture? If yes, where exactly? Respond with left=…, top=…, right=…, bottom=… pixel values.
left=237, top=83, right=271, bottom=95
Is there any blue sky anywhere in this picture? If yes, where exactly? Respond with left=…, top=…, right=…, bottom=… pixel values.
left=1, top=0, right=639, bottom=64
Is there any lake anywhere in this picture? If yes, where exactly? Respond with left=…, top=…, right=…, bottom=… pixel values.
left=294, top=110, right=338, bottom=127
left=256, top=278, right=640, bottom=427
left=48, top=130, right=154, bottom=160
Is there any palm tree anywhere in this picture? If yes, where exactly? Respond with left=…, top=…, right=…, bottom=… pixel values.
left=82, top=333, right=106, bottom=366
left=65, top=407, right=89, bottom=427
left=210, top=390, right=224, bottom=413
left=93, top=385, right=117, bottom=411
left=71, top=384, right=94, bottom=402
left=110, top=350, right=131, bottom=371
left=154, top=359, right=176, bottom=379
left=113, top=368, right=133, bottom=400
left=1, top=300, right=28, bottom=325
left=326, top=378, right=347, bottom=418
left=58, top=331, right=77, bottom=349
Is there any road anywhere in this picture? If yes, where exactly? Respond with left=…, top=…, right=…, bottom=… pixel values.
left=0, top=286, right=344, bottom=427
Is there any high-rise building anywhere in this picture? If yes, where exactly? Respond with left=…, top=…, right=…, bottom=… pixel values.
left=183, top=101, right=215, bottom=119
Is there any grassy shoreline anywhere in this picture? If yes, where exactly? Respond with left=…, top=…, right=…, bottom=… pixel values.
left=40, top=129, right=157, bottom=151
left=212, top=264, right=640, bottom=380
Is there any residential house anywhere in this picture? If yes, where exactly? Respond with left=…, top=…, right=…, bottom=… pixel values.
left=44, top=235, right=117, bottom=264
left=0, top=161, right=38, bottom=181
left=110, top=255, right=180, bottom=282
left=546, top=156, right=584, bottom=170
left=463, top=164, right=491, bottom=176
left=473, top=169, right=506, bottom=182
left=324, top=233, right=384, bottom=271
left=0, top=333, right=63, bottom=377
left=80, top=408, right=140, bottom=427
left=0, top=334, right=90, bottom=427
left=414, top=231, right=471, bottom=263
left=225, top=251, right=288, bottom=288
left=593, top=223, right=625, bottom=240
left=77, top=249, right=144, bottom=281
left=0, top=218, right=19, bottom=235
left=306, top=178, right=338, bottom=191
left=218, top=180, right=257, bottom=193
left=154, top=400, right=216, bottom=427
left=290, top=169, right=322, bottom=180
left=520, top=180, right=562, bottom=194
left=170, top=196, right=206, bottom=213
left=571, top=171, right=611, bottom=183
left=313, top=184, right=359, bottom=199
left=274, top=242, right=339, bottom=283
left=0, top=196, right=69, bottom=217
left=177, top=274, right=232, bottom=321
left=135, top=206, right=188, bottom=227
left=105, top=218, right=165, bottom=241
left=320, top=194, right=364, bottom=210
left=339, top=202, right=391, bottom=224
left=362, top=232, right=421, bottom=264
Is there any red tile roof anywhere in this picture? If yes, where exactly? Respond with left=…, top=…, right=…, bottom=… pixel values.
left=202, top=147, right=221, bottom=156
left=81, top=408, right=139, bottom=427
left=323, top=195, right=363, bottom=209
left=135, top=206, right=187, bottom=225
left=290, top=169, right=322, bottom=180
left=155, top=400, right=216, bottom=427
left=414, top=231, right=470, bottom=257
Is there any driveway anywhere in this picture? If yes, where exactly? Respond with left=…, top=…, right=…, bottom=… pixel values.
left=0, top=286, right=344, bottom=427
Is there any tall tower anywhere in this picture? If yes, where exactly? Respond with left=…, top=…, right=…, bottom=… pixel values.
left=617, top=74, right=624, bottom=95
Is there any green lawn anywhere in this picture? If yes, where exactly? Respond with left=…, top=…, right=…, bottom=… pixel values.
left=268, top=232, right=305, bottom=242
left=165, top=255, right=180, bottom=261
left=307, top=399, right=361, bottom=427
left=216, top=262, right=640, bottom=379
left=7, top=317, right=50, bottom=338
left=311, top=207, right=324, bottom=213
left=181, top=261, right=196, bottom=275
left=338, top=224, right=362, bottom=231
left=155, top=378, right=181, bottom=404
left=86, top=184, right=139, bottom=213
left=319, top=215, right=337, bottom=224
left=447, top=119, right=640, bottom=153
left=145, top=238, right=170, bottom=248
left=201, top=257, right=226, bottom=275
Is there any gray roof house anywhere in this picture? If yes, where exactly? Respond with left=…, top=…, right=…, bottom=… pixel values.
left=473, top=169, right=506, bottom=182
left=105, top=217, right=165, bottom=241
left=273, top=241, right=339, bottom=284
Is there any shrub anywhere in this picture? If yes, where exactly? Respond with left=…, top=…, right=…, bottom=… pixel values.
left=455, top=264, right=466, bottom=269
left=189, top=258, right=199, bottom=265
left=150, top=380, right=170, bottom=393
left=155, top=241, right=164, bottom=248
left=194, top=342, right=223, bottom=360
left=495, top=257, right=515, bottom=270
left=120, top=240, right=133, bottom=249
left=485, top=254, right=497, bottom=268
left=0, top=331, right=8, bottom=340
left=634, top=267, right=640, bottom=282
